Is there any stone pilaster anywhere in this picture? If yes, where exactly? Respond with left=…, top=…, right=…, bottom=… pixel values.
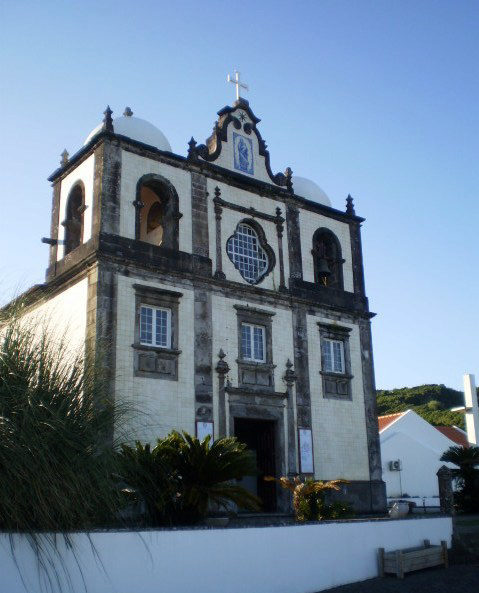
left=275, top=207, right=286, bottom=291
left=191, top=172, right=209, bottom=257
left=286, top=203, right=303, bottom=281
left=292, top=305, right=312, bottom=428
left=349, top=220, right=366, bottom=297
left=194, top=290, right=213, bottom=424
left=46, top=181, right=61, bottom=279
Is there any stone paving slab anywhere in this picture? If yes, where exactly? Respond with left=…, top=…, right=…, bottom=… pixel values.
left=320, top=564, right=479, bottom=593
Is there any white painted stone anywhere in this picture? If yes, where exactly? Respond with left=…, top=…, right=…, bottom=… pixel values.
left=0, top=517, right=452, bottom=593
left=57, top=154, right=95, bottom=260
left=463, top=373, right=479, bottom=445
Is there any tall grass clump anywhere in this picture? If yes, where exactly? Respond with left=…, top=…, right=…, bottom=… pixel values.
left=0, top=305, right=129, bottom=533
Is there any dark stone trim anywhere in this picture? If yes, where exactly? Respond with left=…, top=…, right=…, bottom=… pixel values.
left=215, top=350, right=230, bottom=437
left=312, top=227, right=345, bottom=290
left=100, top=142, right=122, bottom=235
left=317, top=322, right=352, bottom=334
left=194, top=290, right=213, bottom=421
left=290, top=279, right=370, bottom=313
left=326, top=479, right=387, bottom=514
left=233, top=304, right=275, bottom=317
left=48, top=181, right=61, bottom=272
left=286, top=203, right=303, bottom=280
left=191, top=172, right=209, bottom=258
left=226, top=386, right=287, bottom=399
left=274, top=207, right=286, bottom=291
left=349, top=221, right=366, bottom=297
left=91, top=144, right=104, bottom=240
left=358, top=318, right=385, bottom=492
left=292, top=305, right=312, bottom=428
left=213, top=187, right=225, bottom=279
left=226, top=218, right=276, bottom=285
left=214, top=195, right=277, bottom=223
left=132, top=284, right=183, bottom=299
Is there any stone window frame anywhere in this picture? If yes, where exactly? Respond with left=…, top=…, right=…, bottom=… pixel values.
left=234, top=304, right=276, bottom=391
left=62, top=181, right=86, bottom=256
left=226, top=218, right=276, bottom=285
left=312, top=227, right=345, bottom=290
left=132, top=284, right=182, bottom=381
left=317, top=322, right=353, bottom=400
left=139, top=304, right=172, bottom=349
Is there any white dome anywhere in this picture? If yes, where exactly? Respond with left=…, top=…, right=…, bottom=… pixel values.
left=293, top=176, right=331, bottom=207
left=84, top=114, right=172, bottom=152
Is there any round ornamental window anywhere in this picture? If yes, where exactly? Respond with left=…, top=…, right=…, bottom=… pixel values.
left=226, top=223, right=269, bottom=284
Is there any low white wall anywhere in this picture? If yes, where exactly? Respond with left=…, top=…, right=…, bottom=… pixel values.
left=0, top=517, right=452, bottom=593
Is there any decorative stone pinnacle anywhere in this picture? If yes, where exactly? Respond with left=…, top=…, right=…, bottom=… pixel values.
left=284, top=167, right=293, bottom=192
left=123, top=107, right=133, bottom=117
left=216, top=349, right=230, bottom=375
left=346, top=194, right=356, bottom=216
left=60, top=149, right=69, bottom=166
left=284, top=358, right=297, bottom=386
left=103, top=106, right=114, bottom=132
left=187, top=137, right=198, bottom=161
left=214, top=186, right=221, bottom=199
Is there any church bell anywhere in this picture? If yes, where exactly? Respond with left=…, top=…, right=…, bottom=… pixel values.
left=316, top=257, right=332, bottom=279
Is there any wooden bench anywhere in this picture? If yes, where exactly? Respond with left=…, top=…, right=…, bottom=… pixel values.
left=378, top=540, right=448, bottom=578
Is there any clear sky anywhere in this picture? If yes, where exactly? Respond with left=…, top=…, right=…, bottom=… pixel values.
left=0, top=0, right=477, bottom=391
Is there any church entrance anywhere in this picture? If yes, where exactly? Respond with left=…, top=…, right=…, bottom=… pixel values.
left=234, top=418, right=277, bottom=512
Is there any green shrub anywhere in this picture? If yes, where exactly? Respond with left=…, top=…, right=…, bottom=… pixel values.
left=119, top=431, right=261, bottom=525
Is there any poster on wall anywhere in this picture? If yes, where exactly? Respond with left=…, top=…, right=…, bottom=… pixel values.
left=298, top=428, right=314, bottom=474
left=196, top=421, right=214, bottom=444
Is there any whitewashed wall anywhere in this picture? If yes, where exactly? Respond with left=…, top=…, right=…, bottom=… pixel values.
left=0, top=517, right=452, bottom=593
left=380, top=410, right=458, bottom=499
left=114, top=274, right=195, bottom=444
left=307, top=315, right=370, bottom=480
left=57, top=155, right=95, bottom=259
left=119, top=151, right=192, bottom=253
left=299, top=208, right=354, bottom=291
left=20, top=278, right=88, bottom=354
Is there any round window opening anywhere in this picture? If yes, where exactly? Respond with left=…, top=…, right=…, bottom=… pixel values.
left=226, top=223, right=269, bottom=284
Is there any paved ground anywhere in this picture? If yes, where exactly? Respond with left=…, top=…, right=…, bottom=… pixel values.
left=320, top=564, right=479, bottom=592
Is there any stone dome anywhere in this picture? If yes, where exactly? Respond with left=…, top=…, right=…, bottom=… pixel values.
left=84, top=112, right=172, bottom=152
left=293, top=176, right=331, bottom=207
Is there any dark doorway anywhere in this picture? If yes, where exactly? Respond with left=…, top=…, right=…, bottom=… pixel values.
left=234, top=418, right=277, bottom=512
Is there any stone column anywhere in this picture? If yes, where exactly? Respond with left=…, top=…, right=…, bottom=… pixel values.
left=437, top=465, right=454, bottom=515
left=191, top=172, right=209, bottom=257
left=292, top=305, right=312, bottom=429
left=274, top=207, right=286, bottom=291
left=213, top=187, right=226, bottom=279
left=194, top=290, right=213, bottom=425
left=284, top=359, right=298, bottom=476
left=215, top=349, right=230, bottom=437
left=286, top=203, right=303, bottom=281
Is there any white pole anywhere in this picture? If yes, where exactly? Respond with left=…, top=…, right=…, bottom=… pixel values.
left=463, top=374, right=479, bottom=445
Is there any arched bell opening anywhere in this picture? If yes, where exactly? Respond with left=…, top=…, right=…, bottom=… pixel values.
left=63, top=183, right=85, bottom=256
left=312, top=228, right=344, bottom=290
left=135, top=175, right=180, bottom=250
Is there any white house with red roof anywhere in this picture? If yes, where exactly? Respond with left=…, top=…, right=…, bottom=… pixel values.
left=379, top=409, right=468, bottom=504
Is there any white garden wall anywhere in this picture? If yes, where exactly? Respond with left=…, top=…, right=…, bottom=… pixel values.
left=0, top=516, right=452, bottom=593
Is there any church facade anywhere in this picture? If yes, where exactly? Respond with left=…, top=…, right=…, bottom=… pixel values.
left=27, top=97, right=385, bottom=512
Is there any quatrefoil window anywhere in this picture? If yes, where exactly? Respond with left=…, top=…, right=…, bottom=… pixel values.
left=227, top=221, right=273, bottom=284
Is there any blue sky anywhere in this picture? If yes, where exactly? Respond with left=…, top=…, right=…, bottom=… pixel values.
left=1, top=0, right=477, bottom=390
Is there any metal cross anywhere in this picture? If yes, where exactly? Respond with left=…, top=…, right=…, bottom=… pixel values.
left=227, top=70, right=249, bottom=101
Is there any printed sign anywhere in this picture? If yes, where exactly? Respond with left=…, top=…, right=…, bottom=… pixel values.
left=299, top=428, right=314, bottom=474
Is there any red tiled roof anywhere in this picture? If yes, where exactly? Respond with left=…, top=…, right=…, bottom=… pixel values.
left=435, top=426, right=469, bottom=447
left=378, top=412, right=405, bottom=432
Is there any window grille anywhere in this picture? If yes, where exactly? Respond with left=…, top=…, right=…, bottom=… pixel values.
left=241, top=323, right=265, bottom=362
left=321, top=338, right=344, bottom=374
left=227, top=223, right=268, bottom=283
left=140, top=305, right=171, bottom=348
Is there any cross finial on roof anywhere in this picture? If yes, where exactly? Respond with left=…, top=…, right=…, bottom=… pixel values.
left=227, top=70, right=249, bottom=101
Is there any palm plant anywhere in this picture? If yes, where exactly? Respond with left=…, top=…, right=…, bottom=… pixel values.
left=265, top=476, right=351, bottom=521
left=440, top=445, right=479, bottom=512
left=120, top=432, right=261, bottom=525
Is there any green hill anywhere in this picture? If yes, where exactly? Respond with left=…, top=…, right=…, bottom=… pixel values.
left=375, top=384, right=477, bottom=429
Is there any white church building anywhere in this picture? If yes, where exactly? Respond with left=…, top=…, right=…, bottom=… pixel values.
left=20, top=92, right=386, bottom=513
